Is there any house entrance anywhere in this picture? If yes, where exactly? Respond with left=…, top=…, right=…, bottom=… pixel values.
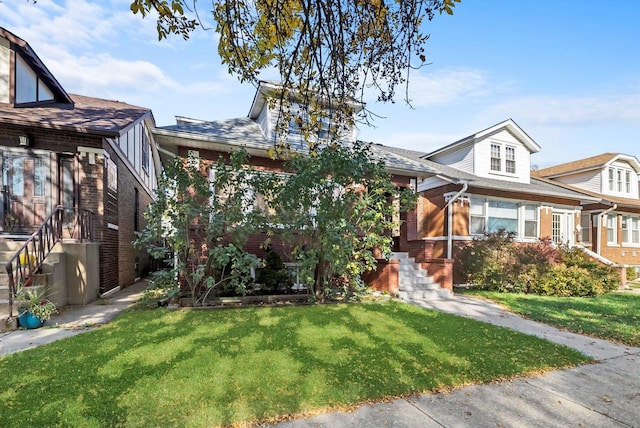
left=1, top=152, right=49, bottom=232
left=552, top=211, right=575, bottom=246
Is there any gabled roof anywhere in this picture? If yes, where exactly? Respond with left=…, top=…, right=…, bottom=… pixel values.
left=424, top=118, right=541, bottom=159
left=0, top=93, right=152, bottom=136
left=532, top=171, right=640, bottom=209
left=0, top=27, right=73, bottom=105
left=536, top=153, right=640, bottom=178
left=382, top=144, right=599, bottom=203
left=247, top=80, right=364, bottom=120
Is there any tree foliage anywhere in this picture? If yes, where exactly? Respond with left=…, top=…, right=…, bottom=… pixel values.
left=134, top=150, right=263, bottom=305
left=266, top=142, right=417, bottom=300
left=130, top=0, right=460, bottom=135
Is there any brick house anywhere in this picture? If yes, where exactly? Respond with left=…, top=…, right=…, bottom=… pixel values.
left=154, top=79, right=614, bottom=296
left=376, top=119, right=606, bottom=283
left=153, top=81, right=457, bottom=295
left=0, top=27, right=160, bottom=319
left=535, top=153, right=640, bottom=277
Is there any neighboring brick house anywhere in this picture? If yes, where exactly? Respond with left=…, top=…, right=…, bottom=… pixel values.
left=0, top=27, right=160, bottom=300
left=378, top=119, right=603, bottom=283
left=535, top=153, right=640, bottom=276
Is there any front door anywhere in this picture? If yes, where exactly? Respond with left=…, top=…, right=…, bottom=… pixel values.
left=1, top=153, right=48, bottom=232
left=552, top=211, right=575, bottom=246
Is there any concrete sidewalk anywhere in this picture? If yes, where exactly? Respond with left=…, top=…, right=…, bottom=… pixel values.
left=0, top=279, right=147, bottom=356
left=271, top=295, right=640, bottom=428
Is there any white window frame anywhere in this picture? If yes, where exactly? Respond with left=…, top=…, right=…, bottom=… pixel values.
left=607, top=213, right=618, bottom=245
left=608, top=168, right=614, bottom=191
left=490, top=144, right=501, bottom=172
left=580, top=213, right=590, bottom=243
left=622, top=214, right=640, bottom=246
left=505, top=146, right=516, bottom=174
left=468, top=196, right=538, bottom=239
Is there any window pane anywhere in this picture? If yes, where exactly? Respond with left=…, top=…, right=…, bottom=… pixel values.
left=524, top=204, right=537, bottom=220
left=34, top=158, right=46, bottom=197
left=470, top=216, right=485, bottom=234
left=488, top=201, right=518, bottom=219
left=525, top=220, right=537, bottom=238
left=580, top=214, right=590, bottom=242
left=487, top=217, right=517, bottom=233
left=490, top=144, right=501, bottom=171
left=469, top=197, right=484, bottom=215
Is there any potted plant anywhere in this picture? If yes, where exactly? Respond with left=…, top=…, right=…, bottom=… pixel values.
left=16, top=286, right=57, bottom=329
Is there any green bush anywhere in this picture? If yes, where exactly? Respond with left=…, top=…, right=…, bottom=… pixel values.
left=626, top=267, right=638, bottom=282
left=457, top=231, right=618, bottom=296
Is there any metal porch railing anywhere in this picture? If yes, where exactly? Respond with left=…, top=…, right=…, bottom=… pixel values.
left=4, top=206, right=94, bottom=318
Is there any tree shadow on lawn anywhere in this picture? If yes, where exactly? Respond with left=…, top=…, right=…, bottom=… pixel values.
left=0, top=301, right=589, bottom=427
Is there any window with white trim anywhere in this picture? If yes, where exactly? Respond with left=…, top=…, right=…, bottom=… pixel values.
left=625, top=171, right=631, bottom=193
left=608, top=168, right=614, bottom=191
left=580, top=213, right=590, bottom=243
left=470, top=198, right=540, bottom=238
left=490, top=144, right=501, bottom=172
left=607, top=213, right=617, bottom=244
left=469, top=197, right=486, bottom=234
left=505, top=146, right=516, bottom=174
left=617, top=169, right=623, bottom=192
left=622, top=214, right=640, bottom=244
left=523, top=204, right=538, bottom=238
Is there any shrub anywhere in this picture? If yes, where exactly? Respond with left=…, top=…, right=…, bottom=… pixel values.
left=457, top=231, right=618, bottom=296
left=256, top=247, right=293, bottom=294
left=627, top=267, right=638, bottom=282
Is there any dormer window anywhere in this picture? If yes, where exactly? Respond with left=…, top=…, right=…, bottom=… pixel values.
left=489, top=143, right=516, bottom=174
left=626, top=170, right=631, bottom=193
left=505, top=146, right=516, bottom=174
left=606, top=166, right=635, bottom=196
left=608, top=168, right=614, bottom=191
left=490, top=144, right=501, bottom=171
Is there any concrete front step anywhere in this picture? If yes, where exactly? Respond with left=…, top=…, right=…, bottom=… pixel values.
left=399, top=282, right=441, bottom=292
left=398, top=288, right=451, bottom=300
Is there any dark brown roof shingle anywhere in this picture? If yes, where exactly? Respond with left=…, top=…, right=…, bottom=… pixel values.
left=0, top=94, right=152, bottom=136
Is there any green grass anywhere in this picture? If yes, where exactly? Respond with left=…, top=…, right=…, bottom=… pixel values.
left=0, top=301, right=589, bottom=427
left=465, top=291, right=640, bottom=347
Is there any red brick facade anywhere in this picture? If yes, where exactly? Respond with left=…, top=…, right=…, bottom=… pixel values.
left=0, top=123, right=154, bottom=293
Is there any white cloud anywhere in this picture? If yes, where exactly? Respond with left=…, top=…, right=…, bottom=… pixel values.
left=482, top=92, right=640, bottom=127
left=403, top=67, right=494, bottom=107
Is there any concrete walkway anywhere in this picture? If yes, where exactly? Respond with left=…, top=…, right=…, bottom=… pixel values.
left=0, top=279, right=147, bottom=356
left=1, top=284, right=639, bottom=427
left=271, top=295, right=640, bottom=428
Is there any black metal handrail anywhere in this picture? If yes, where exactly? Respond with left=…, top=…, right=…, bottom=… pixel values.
left=4, top=206, right=94, bottom=318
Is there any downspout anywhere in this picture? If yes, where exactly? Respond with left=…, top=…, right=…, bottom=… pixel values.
left=446, top=182, right=468, bottom=259
left=596, top=203, right=617, bottom=255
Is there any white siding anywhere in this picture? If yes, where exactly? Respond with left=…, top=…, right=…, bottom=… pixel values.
left=418, top=175, right=451, bottom=192
left=474, top=130, right=531, bottom=183
left=555, top=170, right=601, bottom=193
left=430, top=144, right=474, bottom=173
left=111, top=121, right=157, bottom=193
left=0, top=38, right=9, bottom=103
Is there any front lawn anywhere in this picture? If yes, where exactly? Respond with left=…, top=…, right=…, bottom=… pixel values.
left=466, top=291, right=640, bottom=347
left=0, top=300, right=588, bottom=427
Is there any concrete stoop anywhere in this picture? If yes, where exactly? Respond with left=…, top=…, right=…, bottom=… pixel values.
left=392, top=252, right=451, bottom=300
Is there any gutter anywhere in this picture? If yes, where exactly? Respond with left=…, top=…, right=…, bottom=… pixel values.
left=596, top=203, right=617, bottom=255
left=445, top=181, right=468, bottom=259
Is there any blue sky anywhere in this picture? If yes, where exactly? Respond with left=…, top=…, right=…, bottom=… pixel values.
left=1, top=0, right=639, bottom=168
